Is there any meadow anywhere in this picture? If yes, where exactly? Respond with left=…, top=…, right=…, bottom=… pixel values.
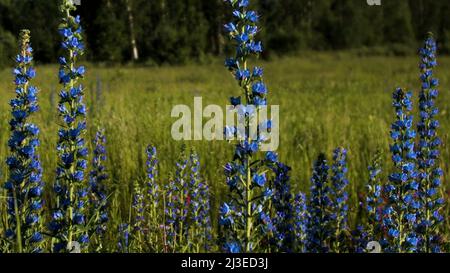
left=1, top=51, right=449, bottom=240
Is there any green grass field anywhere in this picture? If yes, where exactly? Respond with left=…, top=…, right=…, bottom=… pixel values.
left=1, top=52, right=450, bottom=232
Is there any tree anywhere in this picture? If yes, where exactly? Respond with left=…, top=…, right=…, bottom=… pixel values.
left=86, top=0, right=128, bottom=62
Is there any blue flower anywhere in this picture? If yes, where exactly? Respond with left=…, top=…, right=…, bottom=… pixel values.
left=246, top=11, right=259, bottom=22
left=117, top=224, right=130, bottom=253
left=248, top=41, right=263, bottom=53
left=330, top=147, right=349, bottom=252
left=235, top=69, right=251, bottom=81
left=253, top=173, right=266, bottom=187
left=269, top=162, right=294, bottom=252
left=221, top=0, right=290, bottom=253
left=145, top=145, right=159, bottom=204
left=224, top=22, right=237, bottom=33
left=365, top=151, right=384, bottom=245
left=307, top=154, right=333, bottom=253
left=163, top=147, right=213, bottom=252
left=293, top=193, right=309, bottom=252
left=252, top=82, right=267, bottom=95
left=265, top=152, right=278, bottom=163
left=238, top=0, right=249, bottom=7
left=89, top=129, right=109, bottom=235
left=253, top=67, right=263, bottom=77
left=230, top=96, right=241, bottom=106
left=225, top=242, right=241, bottom=253
left=4, top=29, right=44, bottom=253
left=384, top=88, right=420, bottom=253
left=416, top=34, right=444, bottom=253
left=51, top=0, right=89, bottom=252
left=188, top=150, right=213, bottom=251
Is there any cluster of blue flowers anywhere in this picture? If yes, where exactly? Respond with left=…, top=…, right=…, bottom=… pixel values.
left=331, top=147, right=349, bottom=252
left=416, top=34, right=445, bottom=252
left=383, top=88, right=420, bottom=252
left=50, top=0, right=89, bottom=252
left=120, top=145, right=212, bottom=253
left=89, top=129, right=109, bottom=236
left=365, top=151, right=383, bottom=244
left=117, top=223, right=130, bottom=253
left=164, top=148, right=189, bottom=250
left=362, top=34, right=446, bottom=253
left=162, top=148, right=212, bottom=252
left=224, top=0, right=267, bottom=107
left=306, top=154, right=334, bottom=253
left=145, top=146, right=159, bottom=208
left=270, top=161, right=294, bottom=252
left=4, top=30, right=44, bottom=253
left=188, top=151, right=212, bottom=252
left=293, top=193, right=309, bottom=252
left=220, top=0, right=295, bottom=253
left=300, top=150, right=351, bottom=253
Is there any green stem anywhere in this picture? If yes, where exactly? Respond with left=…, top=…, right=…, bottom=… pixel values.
left=68, top=184, right=74, bottom=246
left=12, top=188, right=23, bottom=253
left=246, top=156, right=252, bottom=252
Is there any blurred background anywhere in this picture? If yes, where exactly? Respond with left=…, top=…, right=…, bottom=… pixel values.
left=1, top=0, right=450, bottom=68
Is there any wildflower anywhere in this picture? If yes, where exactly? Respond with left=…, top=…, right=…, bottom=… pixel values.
left=331, top=147, right=349, bottom=252
left=365, top=151, right=384, bottom=245
left=142, top=145, right=163, bottom=251
left=89, top=129, right=109, bottom=238
left=117, top=224, right=130, bottom=253
left=270, top=161, right=295, bottom=252
left=384, top=88, right=420, bottom=252
left=225, top=242, right=241, bottom=253
left=416, top=34, right=445, bottom=253
left=144, top=145, right=158, bottom=202
left=307, top=154, right=334, bottom=253
left=50, top=0, right=89, bottom=252
left=4, top=29, right=44, bottom=253
left=188, top=150, right=212, bottom=252
left=164, top=146, right=191, bottom=252
left=132, top=179, right=145, bottom=251
left=351, top=225, right=369, bottom=253
left=221, top=0, right=291, bottom=253
left=293, top=193, right=309, bottom=253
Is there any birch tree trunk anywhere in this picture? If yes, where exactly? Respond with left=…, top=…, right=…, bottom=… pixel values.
left=125, top=0, right=139, bottom=61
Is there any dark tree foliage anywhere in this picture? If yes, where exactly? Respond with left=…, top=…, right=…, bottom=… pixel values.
left=0, top=0, right=449, bottom=67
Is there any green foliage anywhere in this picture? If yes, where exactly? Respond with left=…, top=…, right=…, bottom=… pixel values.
left=91, top=0, right=128, bottom=62
left=1, top=0, right=450, bottom=66
left=0, top=27, right=15, bottom=68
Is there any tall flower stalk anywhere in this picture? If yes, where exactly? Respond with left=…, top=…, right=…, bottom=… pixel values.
left=416, top=34, right=445, bottom=253
left=188, top=150, right=212, bottom=252
left=331, top=147, right=349, bottom=253
left=270, top=159, right=294, bottom=252
left=89, top=129, right=109, bottom=247
left=161, top=147, right=212, bottom=253
left=4, top=29, right=44, bottom=253
left=144, top=145, right=162, bottom=251
left=383, top=88, right=419, bottom=252
left=221, top=0, right=280, bottom=253
left=365, top=151, right=383, bottom=245
left=132, top=179, right=145, bottom=252
left=163, top=147, right=189, bottom=252
left=293, top=193, right=309, bottom=253
left=307, top=154, right=334, bottom=253
left=50, top=0, right=88, bottom=252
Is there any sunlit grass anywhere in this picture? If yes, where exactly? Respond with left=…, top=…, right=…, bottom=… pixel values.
left=1, top=52, right=449, bottom=239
